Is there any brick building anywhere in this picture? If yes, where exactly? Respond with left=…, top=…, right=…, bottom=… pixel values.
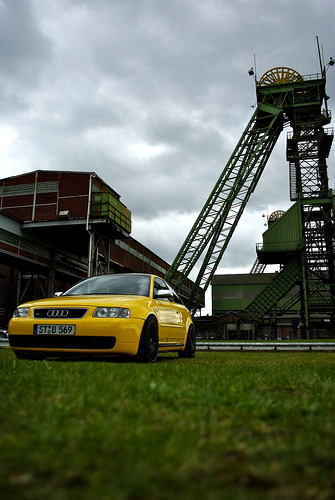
left=0, top=170, right=197, bottom=327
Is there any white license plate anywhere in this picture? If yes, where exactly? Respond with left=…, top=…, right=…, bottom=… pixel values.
left=34, top=324, right=76, bottom=335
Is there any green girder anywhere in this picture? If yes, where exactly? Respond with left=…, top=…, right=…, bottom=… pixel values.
left=166, top=101, right=284, bottom=313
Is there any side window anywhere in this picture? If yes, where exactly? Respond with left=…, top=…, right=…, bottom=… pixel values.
left=153, top=278, right=184, bottom=304
left=166, top=283, right=184, bottom=305
left=153, top=278, right=170, bottom=300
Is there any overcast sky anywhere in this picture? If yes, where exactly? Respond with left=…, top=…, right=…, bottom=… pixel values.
left=0, top=0, right=334, bottom=283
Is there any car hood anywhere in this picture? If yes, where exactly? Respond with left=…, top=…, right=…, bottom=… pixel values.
left=19, top=295, right=150, bottom=309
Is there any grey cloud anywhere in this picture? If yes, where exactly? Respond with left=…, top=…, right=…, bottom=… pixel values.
left=0, top=0, right=52, bottom=86
left=0, top=0, right=334, bottom=273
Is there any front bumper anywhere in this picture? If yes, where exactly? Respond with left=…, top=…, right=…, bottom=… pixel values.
left=8, top=316, right=145, bottom=357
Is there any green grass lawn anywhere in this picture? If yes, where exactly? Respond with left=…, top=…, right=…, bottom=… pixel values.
left=1, top=349, right=335, bottom=499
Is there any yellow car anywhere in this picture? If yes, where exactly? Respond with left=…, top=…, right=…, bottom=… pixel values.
left=8, top=273, right=195, bottom=362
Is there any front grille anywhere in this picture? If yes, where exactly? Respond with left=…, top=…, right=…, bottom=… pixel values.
left=9, top=335, right=116, bottom=350
left=33, top=308, right=88, bottom=319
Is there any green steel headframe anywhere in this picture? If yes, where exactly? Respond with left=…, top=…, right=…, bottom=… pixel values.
left=165, top=65, right=334, bottom=318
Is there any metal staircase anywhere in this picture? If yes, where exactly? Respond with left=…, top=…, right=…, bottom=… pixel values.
left=287, top=115, right=332, bottom=201
left=250, top=257, right=266, bottom=274
left=244, top=259, right=302, bottom=322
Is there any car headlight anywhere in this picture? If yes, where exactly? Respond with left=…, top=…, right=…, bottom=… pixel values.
left=13, top=307, right=30, bottom=318
left=93, top=307, right=130, bottom=318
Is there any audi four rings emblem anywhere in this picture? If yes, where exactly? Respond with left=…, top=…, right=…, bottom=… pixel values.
left=47, top=309, right=69, bottom=318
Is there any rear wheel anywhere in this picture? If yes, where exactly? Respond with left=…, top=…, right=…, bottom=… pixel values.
left=179, top=325, right=196, bottom=358
left=136, top=316, right=159, bottom=363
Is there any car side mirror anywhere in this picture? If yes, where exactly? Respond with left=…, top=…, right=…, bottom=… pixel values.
left=53, top=291, right=63, bottom=297
left=156, top=289, right=173, bottom=300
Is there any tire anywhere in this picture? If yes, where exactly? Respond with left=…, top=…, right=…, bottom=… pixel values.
left=179, top=325, right=196, bottom=358
left=136, top=316, right=159, bottom=363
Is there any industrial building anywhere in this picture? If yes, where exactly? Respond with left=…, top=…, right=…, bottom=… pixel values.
left=209, top=197, right=334, bottom=340
left=211, top=273, right=301, bottom=340
left=0, top=170, right=198, bottom=328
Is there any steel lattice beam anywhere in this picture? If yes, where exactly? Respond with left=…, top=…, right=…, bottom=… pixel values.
left=166, top=101, right=284, bottom=312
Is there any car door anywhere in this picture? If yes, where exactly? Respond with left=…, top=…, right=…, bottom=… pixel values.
left=153, top=278, right=185, bottom=346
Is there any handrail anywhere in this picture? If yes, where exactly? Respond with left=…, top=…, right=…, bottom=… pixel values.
left=256, top=241, right=301, bottom=252
left=197, top=341, right=335, bottom=351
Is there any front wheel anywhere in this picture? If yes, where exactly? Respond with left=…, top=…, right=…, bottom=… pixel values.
left=179, top=325, right=196, bottom=358
left=136, top=316, right=159, bottom=363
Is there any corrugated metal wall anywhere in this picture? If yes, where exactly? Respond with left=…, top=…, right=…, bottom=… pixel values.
left=263, top=202, right=302, bottom=251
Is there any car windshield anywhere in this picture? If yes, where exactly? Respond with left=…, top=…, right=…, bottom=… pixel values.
left=63, top=274, right=151, bottom=297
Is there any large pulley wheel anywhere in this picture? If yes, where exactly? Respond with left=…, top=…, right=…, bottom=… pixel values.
left=258, top=67, right=303, bottom=86
left=268, top=210, right=285, bottom=223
